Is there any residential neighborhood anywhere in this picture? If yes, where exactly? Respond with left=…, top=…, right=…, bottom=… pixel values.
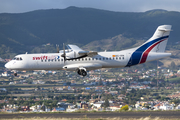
left=1, top=59, right=180, bottom=113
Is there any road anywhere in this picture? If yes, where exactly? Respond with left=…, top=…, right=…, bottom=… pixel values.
left=0, top=111, right=180, bottom=119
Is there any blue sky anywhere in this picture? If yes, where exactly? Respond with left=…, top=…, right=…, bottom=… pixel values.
left=0, top=0, right=179, bottom=13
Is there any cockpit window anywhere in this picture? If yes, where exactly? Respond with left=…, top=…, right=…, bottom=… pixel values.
left=12, top=57, right=23, bottom=61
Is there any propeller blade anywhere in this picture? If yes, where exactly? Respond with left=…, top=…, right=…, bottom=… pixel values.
left=63, top=43, right=66, bottom=63
left=56, top=44, right=59, bottom=53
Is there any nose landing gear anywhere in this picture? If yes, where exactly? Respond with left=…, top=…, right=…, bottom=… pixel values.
left=14, top=73, right=17, bottom=76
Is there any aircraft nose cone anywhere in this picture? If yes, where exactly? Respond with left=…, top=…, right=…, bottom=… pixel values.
left=5, top=62, right=10, bottom=69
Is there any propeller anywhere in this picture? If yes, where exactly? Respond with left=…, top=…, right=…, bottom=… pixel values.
left=56, top=44, right=59, bottom=53
left=61, top=43, right=66, bottom=63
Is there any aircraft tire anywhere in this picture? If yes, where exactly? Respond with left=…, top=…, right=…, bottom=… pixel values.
left=81, top=70, right=87, bottom=76
left=77, top=70, right=81, bottom=75
left=14, top=73, right=17, bottom=76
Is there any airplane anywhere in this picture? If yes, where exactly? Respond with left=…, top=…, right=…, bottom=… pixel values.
left=5, top=25, right=172, bottom=76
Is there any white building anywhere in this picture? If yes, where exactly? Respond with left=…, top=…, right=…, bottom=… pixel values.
left=159, top=104, right=174, bottom=110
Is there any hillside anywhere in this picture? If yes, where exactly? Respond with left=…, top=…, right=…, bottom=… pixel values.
left=83, top=34, right=140, bottom=51
left=0, top=7, right=180, bottom=55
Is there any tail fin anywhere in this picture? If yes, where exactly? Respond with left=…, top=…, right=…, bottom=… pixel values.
left=144, top=25, right=172, bottom=52
left=126, top=25, right=172, bottom=67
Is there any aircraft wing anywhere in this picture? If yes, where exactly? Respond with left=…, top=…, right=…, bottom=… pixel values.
left=67, top=44, right=98, bottom=57
left=67, top=44, right=84, bottom=51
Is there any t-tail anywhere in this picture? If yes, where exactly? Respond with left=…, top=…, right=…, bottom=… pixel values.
left=126, top=25, right=172, bottom=67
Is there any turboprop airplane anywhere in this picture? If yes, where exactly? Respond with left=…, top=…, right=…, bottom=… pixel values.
left=5, top=25, right=172, bottom=76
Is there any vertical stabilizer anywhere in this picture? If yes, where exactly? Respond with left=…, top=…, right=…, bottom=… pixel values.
left=144, top=25, right=172, bottom=52
left=126, top=25, right=172, bottom=67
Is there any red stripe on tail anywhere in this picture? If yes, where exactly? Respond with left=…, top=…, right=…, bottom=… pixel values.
left=139, top=39, right=167, bottom=64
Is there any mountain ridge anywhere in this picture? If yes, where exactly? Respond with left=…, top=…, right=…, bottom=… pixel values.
left=0, top=7, right=179, bottom=55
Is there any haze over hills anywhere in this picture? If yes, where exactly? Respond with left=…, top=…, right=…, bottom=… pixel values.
left=0, top=6, right=180, bottom=55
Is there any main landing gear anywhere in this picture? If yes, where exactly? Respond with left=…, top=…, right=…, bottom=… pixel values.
left=77, top=69, right=87, bottom=76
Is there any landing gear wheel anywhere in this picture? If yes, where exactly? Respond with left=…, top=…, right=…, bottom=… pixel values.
left=81, top=70, right=87, bottom=76
left=14, top=73, right=17, bottom=76
left=77, top=69, right=87, bottom=76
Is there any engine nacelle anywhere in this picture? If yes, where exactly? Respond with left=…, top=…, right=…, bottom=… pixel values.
left=66, top=51, right=80, bottom=59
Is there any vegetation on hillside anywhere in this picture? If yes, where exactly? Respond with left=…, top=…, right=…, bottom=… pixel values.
left=0, top=7, right=180, bottom=55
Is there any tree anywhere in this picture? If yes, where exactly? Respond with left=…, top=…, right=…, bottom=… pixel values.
left=41, top=105, right=46, bottom=111
left=120, top=105, right=129, bottom=111
left=170, top=61, right=176, bottom=70
left=104, top=97, right=109, bottom=108
left=17, top=106, right=22, bottom=111
left=98, top=79, right=103, bottom=85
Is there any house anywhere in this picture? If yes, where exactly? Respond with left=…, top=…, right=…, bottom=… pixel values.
left=109, top=105, right=120, bottom=111
left=176, top=104, right=180, bottom=110
left=2, top=71, right=11, bottom=77
left=80, top=103, right=88, bottom=109
left=109, top=91, right=118, bottom=95
left=21, top=106, right=30, bottom=111
left=30, top=105, right=36, bottom=111
left=93, top=102, right=103, bottom=108
left=159, top=104, right=174, bottom=110
left=153, top=103, right=161, bottom=110
left=52, top=107, right=65, bottom=112
left=66, top=108, right=78, bottom=112
left=118, top=94, right=125, bottom=100
left=167, top=93, right=180, bottom=99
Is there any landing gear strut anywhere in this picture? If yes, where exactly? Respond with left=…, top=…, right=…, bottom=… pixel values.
left=77, top=69, right=87, bottom=76
left=14, top=73, right=17, bottom=76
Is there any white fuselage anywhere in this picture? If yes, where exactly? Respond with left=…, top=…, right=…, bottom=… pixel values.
left=4, top=50, right=170, bottom=71
left=5, top=51, right=127, bottom=71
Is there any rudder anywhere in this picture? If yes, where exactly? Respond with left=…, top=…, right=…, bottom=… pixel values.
left=144, top=25, right=172, bottom=53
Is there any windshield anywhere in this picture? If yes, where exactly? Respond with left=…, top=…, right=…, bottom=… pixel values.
left=12, top=57, right=23, bottom=61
